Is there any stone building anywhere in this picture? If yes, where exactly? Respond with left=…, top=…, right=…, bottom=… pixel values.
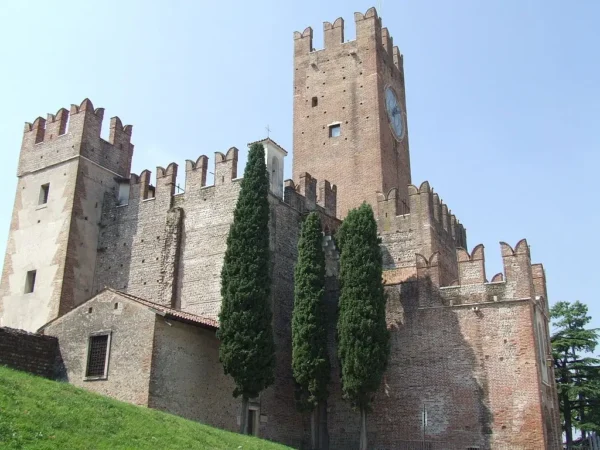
left=0, top=7, right=561, bottom=450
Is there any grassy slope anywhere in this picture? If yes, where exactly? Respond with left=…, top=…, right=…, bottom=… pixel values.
left=0, top=366, right=292, bottom=450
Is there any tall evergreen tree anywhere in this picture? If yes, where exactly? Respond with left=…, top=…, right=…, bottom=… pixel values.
left=551, top=301, right=600, bottom=447
left=292, top=212, right=330, bottom=449
left=218, top=143, right=275, bottom=434
left=336, top=202, right=390, bottom=450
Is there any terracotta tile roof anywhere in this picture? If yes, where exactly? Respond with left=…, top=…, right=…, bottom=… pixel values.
left=107, top=288, right=218, bottom=330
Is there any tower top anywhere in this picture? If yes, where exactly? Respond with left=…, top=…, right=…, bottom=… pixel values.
left=292, top=7, right=411, bottom=217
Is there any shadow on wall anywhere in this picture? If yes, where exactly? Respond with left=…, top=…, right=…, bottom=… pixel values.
left=0, top=327, right=67, bottom=382
left=321, top=273, right=492, bottom=450
left=382, top=274, right=492, bottom=450
left=93, top=189, right=138, bottom=298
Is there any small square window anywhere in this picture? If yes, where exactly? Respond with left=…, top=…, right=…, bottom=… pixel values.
left=39, top=184, right=50, bottom=205
left=329, top=124, right=341, bottom=138
left=311, top=96, right=318, bottom=107
left=85, top=333, right=111, bottom=379
left=24, top=270, right=36, bottom=293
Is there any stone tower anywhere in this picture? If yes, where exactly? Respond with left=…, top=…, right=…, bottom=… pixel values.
left=292, top=7, right=411, bottom=218
left=0, top=99, right=134, bottom=332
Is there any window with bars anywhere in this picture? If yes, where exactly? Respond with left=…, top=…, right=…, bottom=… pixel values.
left=85, top=333, right=110, bottom=379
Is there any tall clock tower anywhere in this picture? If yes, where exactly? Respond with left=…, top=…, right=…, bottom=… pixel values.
left=292, top=7, right=411, bottom=218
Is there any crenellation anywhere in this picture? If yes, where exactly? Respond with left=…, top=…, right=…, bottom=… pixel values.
left=214, top=147, right=238, bottom=186
left=297, top=172, right=317, bottom=210
left=392, top=46, right=403, bottom=71
left=185, top=155, right=209, bottom=193
left=457, top=244, right=486, bottom=285
left=432, top=192, right=441, bottom=221
left=317, top=179, right=337, bottom=217
left=293, top=27, right=313, bottom=54
left=45, top=108, right=69, bottom=139
left=379, top=181, right=466, bottom=249
left=381, top=27, right=393, bottom=55
left=491, top=272, right=504, bottom=282
left=18, top=99, right=134, bottom=178
left=108, top=116, right=134, bottom=164
left=155, top=163, right=178, bottom=208
left=323, top=17, right=344, bottom=48
left=532, top=263, right=548, bottom=310
left=501, top=239, right=534, bottom=299
left=138, top=169, right=152, bottom=201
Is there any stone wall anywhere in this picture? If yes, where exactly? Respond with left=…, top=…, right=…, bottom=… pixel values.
left=0, top=98, right=134, bottom=332
left=42, top=290, right=156, bottom=406
left=0, top=159, right=78, bottom=332
left=0, top=327, right=61, bottom=379
left=148, top=318, right=238, bottom=431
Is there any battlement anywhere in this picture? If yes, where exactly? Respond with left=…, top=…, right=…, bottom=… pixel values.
left=377, top=181, right=467, bottom=248
left=283, top=172, right=337, bottom=217
left=293, top=7, right=403, bottom=71
left=382, top=239, right=546, bottom=308
left=18, top=98, right=134, bottom=177
left=431, top=239, right=544, bottom=305
left=119, top=147, right=240, bottom=210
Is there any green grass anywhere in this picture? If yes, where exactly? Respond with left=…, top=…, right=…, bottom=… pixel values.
left=0, top=366, right=293, bottom=450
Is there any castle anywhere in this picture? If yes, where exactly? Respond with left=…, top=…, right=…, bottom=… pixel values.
left=0, top=8, right=561, bottom=450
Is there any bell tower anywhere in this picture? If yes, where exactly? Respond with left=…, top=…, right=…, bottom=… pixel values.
left=292, top=7, right=411, bottom=218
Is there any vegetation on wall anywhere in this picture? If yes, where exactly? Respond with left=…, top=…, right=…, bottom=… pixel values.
left=218, top=142, right=275, bottom=435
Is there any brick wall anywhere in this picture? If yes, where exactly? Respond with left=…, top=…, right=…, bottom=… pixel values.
left=292, top=9, right=411, bottom=218
left=0, top=327, right=61, bottom=379
left=148, top=319, right=239, bottom=431
left=42, top=290, right=156, bottom=406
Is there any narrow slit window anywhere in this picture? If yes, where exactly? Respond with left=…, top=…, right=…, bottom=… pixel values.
left=311, top=96, right=318, bottom=107
left=86, top=334, right=111, bottom=379
left=24, top=270, right=36, bottom=293
left=329, top=124, right=341, bottom=138
left=39, top=183, right=50, bottom=205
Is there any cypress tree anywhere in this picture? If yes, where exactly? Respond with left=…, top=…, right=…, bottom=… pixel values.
left=292, top=212, right=330, bottom=449
left=218, top=143, right=275, bottom=434
left=336, top=202, right=390, bottom=450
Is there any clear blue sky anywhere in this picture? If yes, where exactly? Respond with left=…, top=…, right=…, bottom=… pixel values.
left=1, top=1, right=598, bottom=329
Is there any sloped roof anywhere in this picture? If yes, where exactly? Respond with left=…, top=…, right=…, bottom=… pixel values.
left=106, top=289, right=218, bottom=330
left=38, top=288, right=218, bottom=333
left=247, top=137, right=288, bottom=155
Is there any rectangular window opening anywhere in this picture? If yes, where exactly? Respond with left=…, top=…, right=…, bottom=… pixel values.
left=85, top=334, right=110, bottom=379
left=24, top=270, right=37, bottom=293
left=39, top=183, right=50, bottom=205
left=311, top=96, right=318, bottom=107
left=329, top=124, right=341, bottom=138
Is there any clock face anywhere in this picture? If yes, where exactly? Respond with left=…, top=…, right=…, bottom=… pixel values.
left=385, top=86, right=404, bottom=141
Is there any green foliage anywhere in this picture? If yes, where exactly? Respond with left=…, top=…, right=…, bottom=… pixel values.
left=336, top=202, right=390, bottom=411
left=218, top=143, right=275, bottom=399
left=551, top=301, right=600, bottom=443
left=292, top=212, right=330, bottom=412
left=0, top=366, right=292, bottom=450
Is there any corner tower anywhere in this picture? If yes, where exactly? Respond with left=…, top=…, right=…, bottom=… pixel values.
left=293, top=7, right=411, bottom=218
left=0, top=99, right=134, bottom=332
